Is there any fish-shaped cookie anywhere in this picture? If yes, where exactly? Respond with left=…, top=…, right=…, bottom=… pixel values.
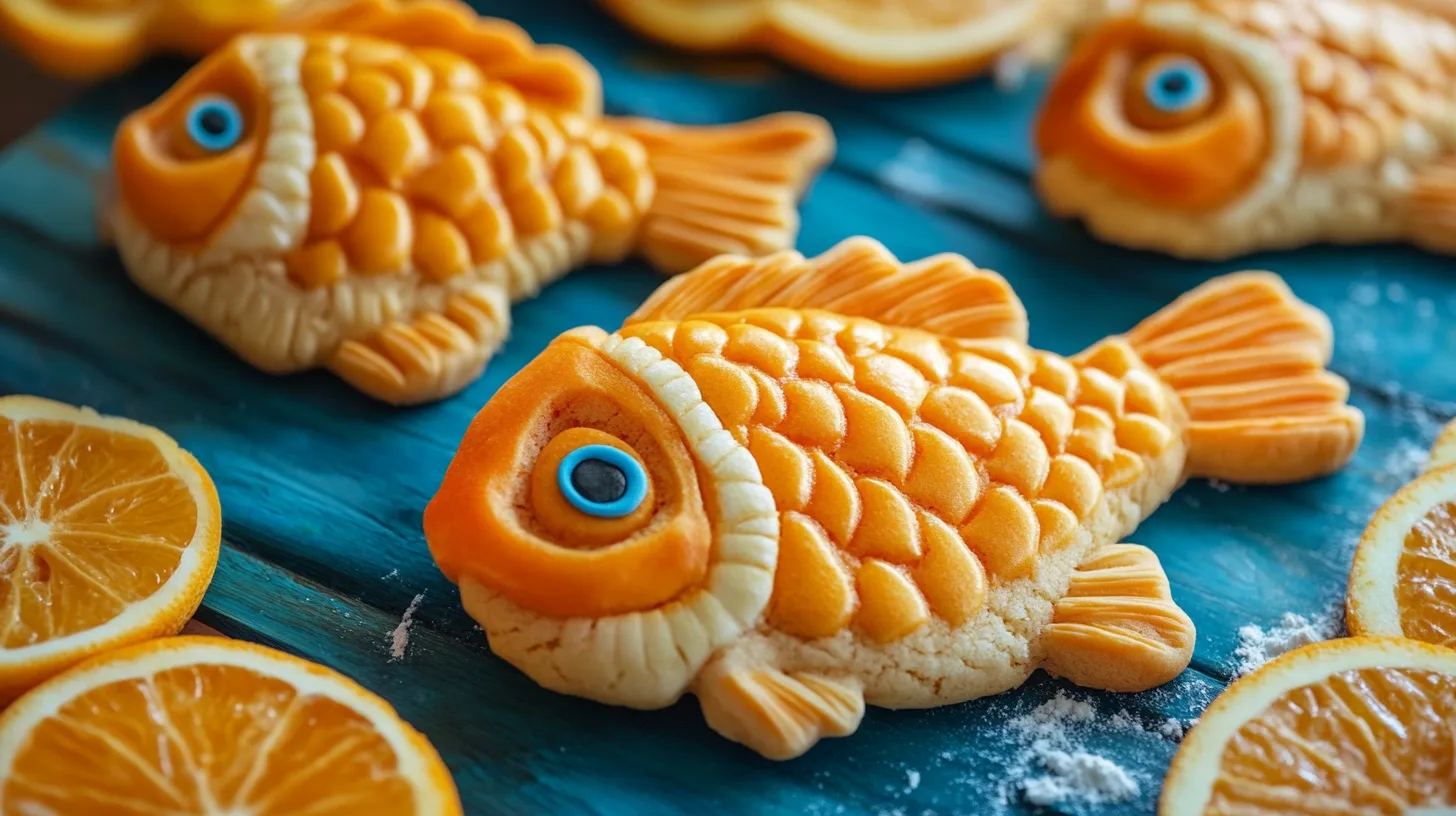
left=594, top=0, right=1080, bottom=90
left=424, top=237, right=1364, bottom=759
left=0, top=0, right=306, bottom=79
left=1035, top=0, right=1456, bottom=259
left=109, top=0, right=834, bottom=404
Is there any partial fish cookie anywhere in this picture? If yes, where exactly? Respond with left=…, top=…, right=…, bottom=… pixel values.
left=1035, top=0, right=1456, bottom=259
left=109, top=0, right=834, bottom=405
left=594, top=0, right=1086, bottom=90
left=0, top=0, right=312, bottom=79
left=424, top=237, right=1363, bottom=759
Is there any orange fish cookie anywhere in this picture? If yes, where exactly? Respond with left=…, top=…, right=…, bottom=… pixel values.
left=424, top=237, right=1364, bottom=759
left=109, top=0, right=834, bottom=405
left=594, top=0, right=1078, bottom=90
left=1035, top=0, right=1456, bottom=259
left=0, top=0, right=310, bottom=79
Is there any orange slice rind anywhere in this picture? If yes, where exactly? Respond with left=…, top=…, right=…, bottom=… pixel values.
left=1160, top=637, right=1456, bottom=815
left=0, top=635, right=463, bottom=814
left=0, top=395, right=221, bottom=701
left=1430, top=419, right=1456, bottom=473
left=1348, top=458, right=1456, bottom=646
left=595, top=0, right=1056, bottom=90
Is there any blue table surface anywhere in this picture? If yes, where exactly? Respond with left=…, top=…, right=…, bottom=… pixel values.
left=0, top=2, right=1452, bottom=813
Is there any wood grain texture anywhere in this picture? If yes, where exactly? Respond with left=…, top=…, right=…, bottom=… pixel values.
left=0, top=2, right=1451, bottom=812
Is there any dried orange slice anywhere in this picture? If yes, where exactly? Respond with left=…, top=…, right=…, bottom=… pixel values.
left=594, top=0, right=1059, bottom=90
left=1160, top=637, right=1456, bottom=814
left=1348, top=460, right=1456, bottom=647
left=0, top=635, right=463, bottom=814
left=0, top=395, right=220, bottom=701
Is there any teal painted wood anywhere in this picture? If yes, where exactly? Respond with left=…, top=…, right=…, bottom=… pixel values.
left=0, top=1, right=1451, bottom=812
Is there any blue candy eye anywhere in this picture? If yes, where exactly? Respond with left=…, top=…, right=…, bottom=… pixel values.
left=185, top=95, right=244, bottom=153
left=557, top=444, right=648, bottom=518
left=1143, top=58, right=1209, bottom=114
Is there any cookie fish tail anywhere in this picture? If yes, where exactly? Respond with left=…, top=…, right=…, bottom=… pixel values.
left=696, top=658, right=864, bottom=761
left=1122, top=272, right=1364, bottom=484
left=609, top=113, right=835, bottom=274
left=0, top=0, right=153, bottom=79
left=1409, top=159, right=1456, bottom=255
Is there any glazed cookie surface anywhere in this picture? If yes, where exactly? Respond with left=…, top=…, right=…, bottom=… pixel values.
left=108, top=0, right=834, bottom=405
left=425, top=237, right=1364, bottom=759
left=1035, top=0, right=1456, bottom=260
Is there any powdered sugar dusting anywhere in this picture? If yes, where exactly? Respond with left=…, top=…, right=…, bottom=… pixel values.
left=983, top=690, right=1191, bottom=809
left=389, top=592, right=425, bottom=661
left=1023, top=749, right=1140, bottom=806
left=1234, top=609, right=1342, bottom=676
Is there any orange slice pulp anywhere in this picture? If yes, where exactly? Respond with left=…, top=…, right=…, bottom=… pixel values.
left=1160, top=637, right=1456, bottom=814
left=1348, top=460, right=1456, bottom=647
left=0, top=635, right=463, bottom=814
left=0, top=395, right=220, bottom=701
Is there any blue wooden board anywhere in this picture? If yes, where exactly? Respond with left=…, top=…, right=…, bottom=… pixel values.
left=0, top=1, right=1452, bottom=812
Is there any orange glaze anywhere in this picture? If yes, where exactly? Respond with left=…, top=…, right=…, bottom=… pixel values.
left=1035, top=20, right=1269, bottom=211
left=423, top=338, right=713, bottom=619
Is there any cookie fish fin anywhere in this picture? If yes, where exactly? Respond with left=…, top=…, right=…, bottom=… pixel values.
left=327, top=285, right=510, bottom=405
left=1041, top=543, right=1195, bottom=692
left=0, top=0, right=151, bottom=79
left=696, top=657, right=864, bottom=760
left=1113, top=271, right=1363, bottom=483
left=1409, top=159, right=1456, bottom=255
left=277, top=0, right=600, bottom=115
left=628, top=236, right=1029, bottom=341
left=609, top=113, right=835, bottom=274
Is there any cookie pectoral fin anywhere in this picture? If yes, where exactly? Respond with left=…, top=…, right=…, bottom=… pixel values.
left=1040, top=543, right=1195, bottom=693
left=695, top=658, right=864, bottom=761
left=328, top=286, right=510, bottom=405
left=610, top=113, right=835, bottom=274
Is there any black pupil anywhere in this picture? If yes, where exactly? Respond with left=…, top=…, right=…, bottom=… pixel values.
left=571, top=458, right=628, bottom=505
left=1160, top=72, right=1190, bottom=96
left=199, top=107, right=231, bottom=137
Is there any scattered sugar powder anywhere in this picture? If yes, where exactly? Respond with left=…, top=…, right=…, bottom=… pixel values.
left=1234, top=610, right=1341, bottom=676
left=1158, top=718, right=1186, bottom=740
left=1023, top=748, right=1141, bottom=806
left=1379, top=437, right=1431, bottom=486
left=905, top=770, right=920, bottom=792
left=389, top=592, right=425, bottom=661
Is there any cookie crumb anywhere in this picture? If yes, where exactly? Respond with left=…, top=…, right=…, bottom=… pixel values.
left=1023, top=748, right=1140, bottom=806
left=389, top=592, right=425, bottom=661
left=1234, top=610, right=1340, bottom=676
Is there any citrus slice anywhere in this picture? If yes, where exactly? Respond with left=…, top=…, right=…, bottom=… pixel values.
left=594, top=0, right=1056, bottom=90
left=1348, top=463, right=1456, bottom=647
left=0, top=635, right=463, bottom=814
left=1430, top=419, right=1456, bottom=473
left=0, top=395, right=220, bottom=701
left=1160, top=637, right=1456, bottom=815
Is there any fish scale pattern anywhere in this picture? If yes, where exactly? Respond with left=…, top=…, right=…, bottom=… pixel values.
left=618, top=308, right=1181, bottom=645
left=1195, top=0, right=1456, bottom=169
left=283, top=34, right=653, bottom=292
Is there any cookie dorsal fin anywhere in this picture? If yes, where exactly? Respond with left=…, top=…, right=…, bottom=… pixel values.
left=626, top=237, right=1029, bottom=341
left=279, top=0, right=600, bottom=115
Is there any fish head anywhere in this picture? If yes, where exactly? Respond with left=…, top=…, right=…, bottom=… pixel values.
left=1035, top=4, right=1302, bottom=258
left=424, top=328, right=777, bottom=705
left=112, top=33, right=313, bottom=287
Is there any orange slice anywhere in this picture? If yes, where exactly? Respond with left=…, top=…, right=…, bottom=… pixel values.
left=0, top=635, right=463, bottom=814
left=594, top=0, right=1057, bottom=90
left=1348, top=461, right=1456, bottom=647
left=1160, top=637, right=1456, bottom=814
left=1430, top=419, right=1456, bottom=472
left=0, top=395, right=220, bottom=701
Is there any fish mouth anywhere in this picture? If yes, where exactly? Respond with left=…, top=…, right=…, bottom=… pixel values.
left=426, top=330, right=780, bottom=707
left=1035, top=2, right=1303, bottom=258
